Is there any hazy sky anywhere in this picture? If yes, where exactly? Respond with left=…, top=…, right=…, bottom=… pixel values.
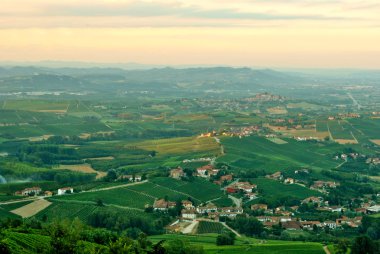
left=1, top=0, right=380, bottom=68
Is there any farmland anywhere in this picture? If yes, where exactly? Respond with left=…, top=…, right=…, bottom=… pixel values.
left=50, top=187, right=155, bottom=209
left=218, top=136, right=341, bottom=172
left=196, top=221, right=225, bottom=234
left=149, top=177, right=224, bottom=202
left=149, top=234, right=325, bottom=254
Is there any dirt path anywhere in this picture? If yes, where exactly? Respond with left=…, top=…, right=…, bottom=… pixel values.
left=182, top=220, right=199, bottom=234
left=221, top=222, right=242, bottom=237
left=323, top=246, right=331, bottom=254
left=11, top=199, right=52, bottom=218
left=85, top=180, right=148, bottom=192
left=0, top=197, right=40, bottom=205
left=228, top=195, right=242, bottom=208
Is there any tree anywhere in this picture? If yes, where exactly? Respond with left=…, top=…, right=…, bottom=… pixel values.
left=335, top=239, right=350, bottom=254
left=351, top=236, right=377, bottom=254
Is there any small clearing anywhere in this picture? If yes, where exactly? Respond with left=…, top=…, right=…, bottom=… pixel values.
left=335, top=139, right=358, bottom=144
left=11, top=199, right=51, bottom=218
left=266, top=137, right=288, bottom=144
left=370, top=140, right=380, bottom=145
left=57, top=164, right=106, bottom=179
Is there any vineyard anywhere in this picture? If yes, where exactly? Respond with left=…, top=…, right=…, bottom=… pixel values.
left=196, top=221, right=225, bottom=234
left=50, top=187, right=155, bottom=209
left=34, top=201, right=151, bottom=223
left=149, top=177, right=223, bottom=202
left=126, top=182, right=188, bottom=201
left=5, top=232, right=50, bottom=254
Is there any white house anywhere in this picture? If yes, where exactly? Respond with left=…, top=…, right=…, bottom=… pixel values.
left=58, top=187, right=74, bottom=195
left=181, top=209, right=197, bottom=220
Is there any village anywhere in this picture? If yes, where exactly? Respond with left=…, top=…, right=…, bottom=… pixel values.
left=149, top=165, right=380, bottom=234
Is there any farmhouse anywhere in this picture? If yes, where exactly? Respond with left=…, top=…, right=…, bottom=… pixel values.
left=282, top=221, right=302, bottom=230
left=196, top=165, right=219, bottom=178
left=57, top=187, right=74, bottom=195
left=266, top=171, right=283, bottom=181
left=302, top=196, right=323, bottom=205
left=284, top=178, right=295, bottom=184
left=220, top=174, right=233, bottom=182
left=182, top=200, right=194, bottom=209
left=15, top=187, right=42, bottom=196
left=170, top=167, right=184, bottom=179
left=336, top=216, right=362, bottom=228
left=44, top=191, right=53, bottom=197
left=251, top=204, right=268, bottom=211
left=119, top=175, right=142, bottom=182
left=301, top=221, right=322, bottom=230
left=219, top=207, right=243, bottom=218
left=181, top=209, right=197, bottom=220
left=233, top=181, right=257, bottom=192
left=197, top=203, right=217, bottom=214
left=367, top=205, right=380, bottom=214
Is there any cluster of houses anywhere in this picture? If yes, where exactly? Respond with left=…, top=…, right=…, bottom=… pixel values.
left=220, top=125, right=261, bottom=137
left=118, top=174, right=142, bottom=182
left=152, top=198, right=244, bottom=221
left=328, top=113, right=361, bottom=120
left=169, top=165, right=229, bottom=181
left=225, top=181, right=257, bottom=200
left=15, top=186, right=74, bottom=197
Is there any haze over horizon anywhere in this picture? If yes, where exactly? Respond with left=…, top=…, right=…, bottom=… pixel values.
left=1, top=0, right=380, bottom=68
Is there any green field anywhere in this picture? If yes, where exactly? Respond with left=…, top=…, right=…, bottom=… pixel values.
left=218, top=136, right=340, bottom=172
left=50, top=187, right=154, bottom=209
left=149, top=234, right=325, bottom=254
left=33, top=201, right=150, bottom=223
left=149, top=177, right=223, bottom=203
left=251, top=178, right=320, bottom=200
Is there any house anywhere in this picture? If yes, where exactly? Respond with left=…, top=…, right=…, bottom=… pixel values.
left=336, top=216, right=362, bottom=228
left=367, top=205, right=380, bottom=214
left=16, top=187, right=42, bottom=196
left=284, top=178, right=294, bottom=184
left=245, top=193, right=257, bottom=200
left=134, top=175, right=142, bottom=182
left=153, top=199, right=170, bottom=211
left=197, top=203, right=218, bottom=214
left=119, top=175, right=141, bottom=182
left=226, top=187, right=239, bottom=193
left=182, top=200, right=194, bottom=209
left=266, top=171, right=283, bottom=180
left=219, top=207, right=243, bottom=218
left=220, top=174, right=233, bottom=182
left=181, top=209, right=197, bottom=220
left=234, top=182, right=257, bottom=193
left=324, top=221, right=337, bottom=229
left=282, top=221, right=302, bottom=230
left=196, top=165, right=219, bottom=178
left=170, top=167, right=184, bottom=179
left=302, top=196, right=323, bottom=205
left=301, top=221, right=322, bottom=230
left=58, top=187, right=73, bottom=195
left=251, top=204, right=268, bottom=211
left=44, top=191, right=53, bottom=197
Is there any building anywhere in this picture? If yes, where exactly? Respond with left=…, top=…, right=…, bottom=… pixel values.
left=181, top=209, right=197, bottom=220
left=197, top=203, right=217, bottom=214
left=284, top=178, right=294, bottom=184
left=16, top=187, right=42, bottom=196
left=44, top=191, right=53, bottom=197
left=282, top=221, right=302, bottom=230
left=266, top=171, right=283, bottom=181
left=57, top=187, right=74, bottom=195
left=251, top=204, right=268, bottom=211
left=196, top=165, right=219, bottom=178
left=367, top=205, right=380, bottom=214
left=170, top=167, right=184, bottom=179
left=220, top=174, right=233, bottom=182
left=153, top=199, right=169, bottom=211
left=182, top=200, right=194, bottom=209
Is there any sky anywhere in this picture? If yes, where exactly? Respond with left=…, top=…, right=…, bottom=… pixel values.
left=1, top=0, right=380, bottom=68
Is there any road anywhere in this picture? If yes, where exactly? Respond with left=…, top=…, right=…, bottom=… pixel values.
left=323, top=246, right=331, bottom=254
left=347, top=93, right=362, bottom=110
left=228, top=195, right=242, bottom=208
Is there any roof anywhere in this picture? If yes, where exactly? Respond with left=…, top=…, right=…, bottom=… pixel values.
left=282, top=221, right=302, bottom=230
left=59, top=187, right=73, bottom=191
